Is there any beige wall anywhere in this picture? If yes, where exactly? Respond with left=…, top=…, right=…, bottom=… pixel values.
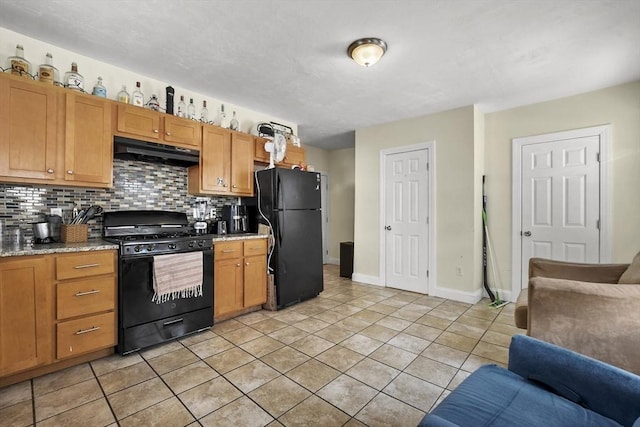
left=354, top=106, right=483, bottom=298
left=306, top=146, right=355, bottom=262
left=484, top=81, right=640, bottom=297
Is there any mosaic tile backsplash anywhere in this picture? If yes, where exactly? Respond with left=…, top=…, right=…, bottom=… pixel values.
left=0, top=159, right=239, bottom=242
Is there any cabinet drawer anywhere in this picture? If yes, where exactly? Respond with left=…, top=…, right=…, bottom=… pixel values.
left=57, top=312, right=116, bottom=360
left=214, top=241, right=243, bottom=260
left=244, top=239, right=267, bottom=256
left=56, top=251, right=115, bottom=280
left=57, top=277, right=115, bottom=320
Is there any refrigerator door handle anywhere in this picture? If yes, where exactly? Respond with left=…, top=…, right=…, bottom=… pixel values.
left=277, top=173, right=284, bottom=210
left=278, top=211, right=284, bottom=246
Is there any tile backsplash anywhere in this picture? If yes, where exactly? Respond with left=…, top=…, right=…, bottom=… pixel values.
left=0, top=159, right=239, bottom=241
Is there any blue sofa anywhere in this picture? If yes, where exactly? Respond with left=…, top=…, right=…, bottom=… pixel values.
left=419, top=335, right=640, bottom=427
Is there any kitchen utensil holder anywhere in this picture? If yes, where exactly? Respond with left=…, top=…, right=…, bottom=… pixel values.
left=60, top=224, right=88, bottom=243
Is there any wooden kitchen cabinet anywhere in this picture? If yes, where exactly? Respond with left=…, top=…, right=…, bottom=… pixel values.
left=188, top=125, right=254, bottom=196
left=213, top=239, right=268, bottom=319
left=115, top=104, right=201, bottom=149
left=253, top=135, right=307, bottom=169
left=0, top=256, right=53, bottom=377
left=64, top=92, right=113, bottom=187
left=0, top=73, right=60, bottom=182
left=54, top=251, right=117, bottom=360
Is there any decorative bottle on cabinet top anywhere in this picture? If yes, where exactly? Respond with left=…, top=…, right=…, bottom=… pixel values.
left=200, top=100, right=209, bottom=123
left=64, top=62, right=84, bottom=91
left=147, top=94, right=160, bottom=111
left=117, top=85, right=130, bottom=103
left=176, top=95, right=187, bottom=118
left=131, top=81, right=144, bottom=106
left=92, top=77, right=107, bottom=97
left=218, top=104, right=230, bottom=128
left=7, top=44, right=31, bottom=77
left=38, top=53, right=59, bottom=85
left=230, top=111, right=239, bottom=131
left=187, top=98, right=196, bottom=120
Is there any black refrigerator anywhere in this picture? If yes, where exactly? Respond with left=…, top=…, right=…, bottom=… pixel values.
left=255, top=168, right=324, bottom=308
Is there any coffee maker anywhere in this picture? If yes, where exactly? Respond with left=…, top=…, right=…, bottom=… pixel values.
left=221, top=205, right=248, bottom=234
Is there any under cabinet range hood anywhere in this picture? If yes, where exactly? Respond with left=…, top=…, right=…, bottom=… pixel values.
left=113, top=136, right=199, bottom=167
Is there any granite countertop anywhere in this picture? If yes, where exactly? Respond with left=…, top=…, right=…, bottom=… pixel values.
left=0, top=239, right=119, bottom=257
left=0, top=234, right=267, bottom=257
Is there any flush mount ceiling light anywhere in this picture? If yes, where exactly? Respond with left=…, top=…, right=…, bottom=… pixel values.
left=348, top=38, right=387, bottom=67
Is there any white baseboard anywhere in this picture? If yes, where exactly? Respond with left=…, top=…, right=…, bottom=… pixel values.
left=351, top=273, right=383, bottom=287
left=430, top=285, right=483, bottom=304
left=325, top=257, right=340, bottom=265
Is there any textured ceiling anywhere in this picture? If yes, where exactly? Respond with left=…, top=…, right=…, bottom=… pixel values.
left=1, top=0, right=639, bottom=149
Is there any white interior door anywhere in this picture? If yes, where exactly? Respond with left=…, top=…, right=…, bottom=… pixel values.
left=384, top=148, right=429, bottom=293
left=519, top=136, right=601, bottom=288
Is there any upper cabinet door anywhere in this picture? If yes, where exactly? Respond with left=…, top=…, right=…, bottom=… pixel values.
left=164, top=116, right=201, bottom=148
left=230, top=132, right=254, bottom=195
left=116, top=104, right=161, bottom=140
left=0, top=75, right=59, bottom=180
left=200, top=125, right=231, bottom=193
left=64, top=93, right=113, bottom=187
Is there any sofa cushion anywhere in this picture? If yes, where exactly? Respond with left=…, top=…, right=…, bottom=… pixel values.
left=514, top=290, right=528, bottom=329
left=618, top=251, right=640, bottom=284
left=419, top=364, right=623, bottom=427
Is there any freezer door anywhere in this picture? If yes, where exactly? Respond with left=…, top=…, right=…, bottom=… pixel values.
left=275, top=169, right=321, bottom=210
left=272, top=209, right=324, bottom=307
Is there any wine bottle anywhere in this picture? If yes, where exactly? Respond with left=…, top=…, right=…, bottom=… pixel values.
left=165, top=86, right=174, bottom=114
left=218, top=104, right=230, bottom=128
left=7, top=44, right=31, bottom=77
left=187, top=98, right=196, bottom=120
left=131, top=81, right=144, bottom=107
left=38, top=53, right=59, bottom=85
left=63, top=62, right=84, bottom=91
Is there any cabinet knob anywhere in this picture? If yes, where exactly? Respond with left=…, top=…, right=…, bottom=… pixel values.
left=67, top=170, right=74, bottom=175
left=236, top=263, right=241, bottom=267
left=245, top=262, right=250, bottom=266
left=47, top=168, right=54, bottom=174
left=165, top=131, right=172, bottom=136
left=153, top=129, right=159, bottom=133
left=223, top=184, right=228, bottom=188
left=232, top=184, right=237, bottom=188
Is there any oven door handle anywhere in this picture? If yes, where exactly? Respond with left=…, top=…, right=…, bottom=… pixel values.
left=163, top=318, right=184, bottom=327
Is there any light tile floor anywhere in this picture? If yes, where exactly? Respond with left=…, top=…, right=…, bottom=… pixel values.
left=0, top=265, right=522, bottom=427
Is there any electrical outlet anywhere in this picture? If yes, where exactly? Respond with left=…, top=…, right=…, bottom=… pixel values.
left=50, top=208, right=63, bottom=217
left=456, top=265, right=464, bottom=276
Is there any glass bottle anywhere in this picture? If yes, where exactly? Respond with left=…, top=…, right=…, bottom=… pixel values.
left=229, top=111, right=239, bottom=131
left=147, top=94, right=160, bottom=111
left=200, top=100, right=209, bottom=123
left=117, top=85, right=130, bottom=103
left=38, top=53, right=59, bottom=85
left=187, top=98, right=196, bottom=120
left=7, top=44, right=31, bottom=77
left=63, top=62, right=84, bottom=91
left=131, top=81, right=144, bottom=107
left=176, top=95, right=186, bottom=118
left=218, top=104, right=230, bottom=128
left=92, top=76, right=107, bottom=97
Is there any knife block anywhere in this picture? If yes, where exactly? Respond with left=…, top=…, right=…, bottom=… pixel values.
left=60, top=224, right=88, bottom=243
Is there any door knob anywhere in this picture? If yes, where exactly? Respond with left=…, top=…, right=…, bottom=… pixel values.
left=385, top=226, right=392, bottom=231
left=523, top=231, right=531, bottom=237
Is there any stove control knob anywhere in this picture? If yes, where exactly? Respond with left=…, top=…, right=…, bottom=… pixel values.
left=168, top=243, right=177, bottom=250
left=134, top=245, right=142, bottom=252
left=147, top=244, right=156, bottom=252
left=198, top=240, right=204, bottom=247
left=188, top=241, right=195, bottom=248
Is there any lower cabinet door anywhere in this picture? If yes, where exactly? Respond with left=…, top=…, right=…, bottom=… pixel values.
left=244, top=255, right=267, bottom=307
left=214, top=258, right=243, bottom=317
left=56, top=312, right=115, bottom=359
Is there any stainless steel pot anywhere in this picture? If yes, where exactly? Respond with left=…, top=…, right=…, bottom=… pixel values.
left=32, top=222, right=51, bottom=239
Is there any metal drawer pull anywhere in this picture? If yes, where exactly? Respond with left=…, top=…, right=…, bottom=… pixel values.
left=74, top=289, right=100, bottom=297
left=75, top=326, right=100, bottom=335
left=222, top=249, right=236, bottom=253
left=163, top=318, right=184, bottom=327
left=74, top=263, right=100, bottom=269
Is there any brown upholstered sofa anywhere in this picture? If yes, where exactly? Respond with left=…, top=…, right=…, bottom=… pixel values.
left=514, top=256, right=640, bottom=375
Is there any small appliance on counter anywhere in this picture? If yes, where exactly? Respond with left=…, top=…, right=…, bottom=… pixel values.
left=192, top=201, right=209, bottom=235
left=221, top=205, right=248, bottom=234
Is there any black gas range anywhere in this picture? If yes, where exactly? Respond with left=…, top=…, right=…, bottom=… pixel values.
left=103, top=210, right=214, bottom=355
